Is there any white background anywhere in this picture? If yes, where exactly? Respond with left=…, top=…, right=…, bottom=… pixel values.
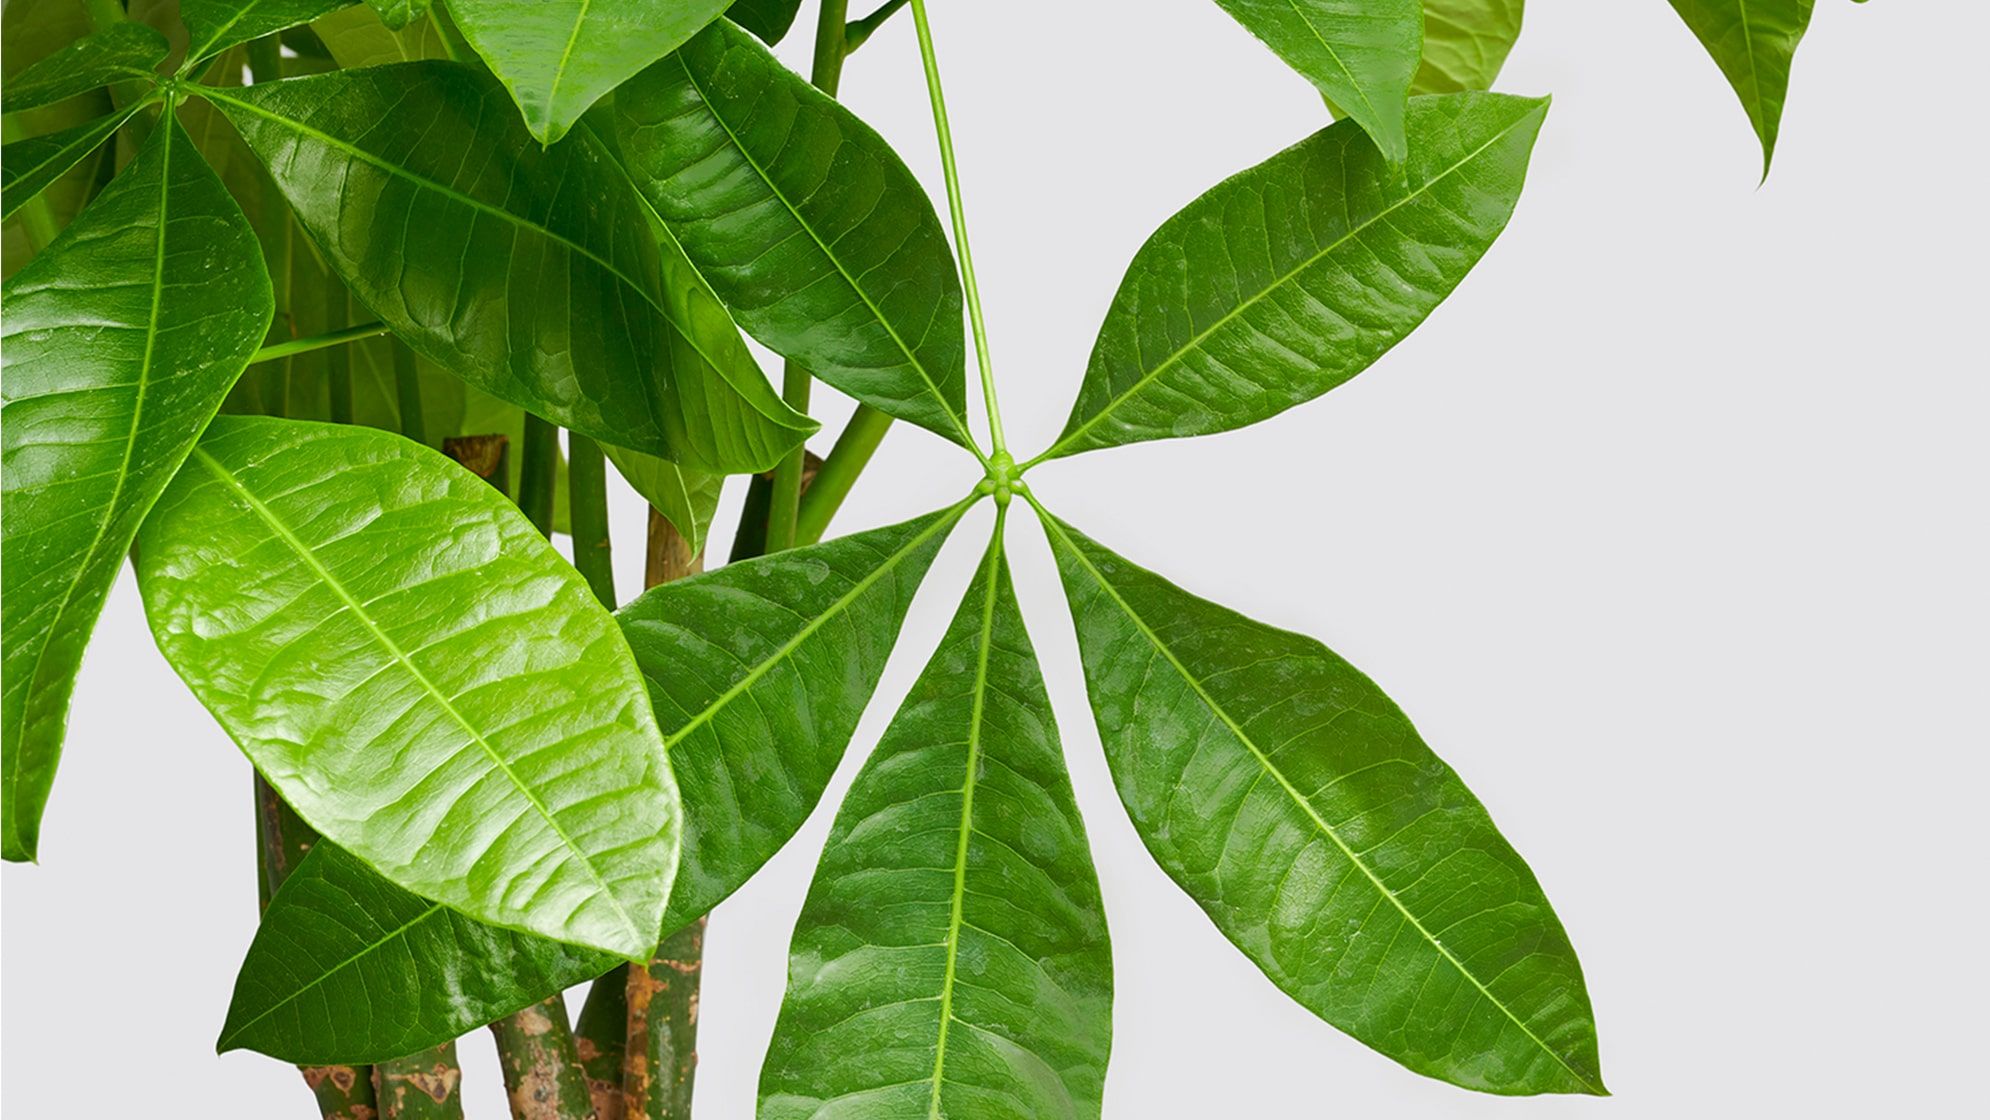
left=4, top=0, right=1986, bottom=1115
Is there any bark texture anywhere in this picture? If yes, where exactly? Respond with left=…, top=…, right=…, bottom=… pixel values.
left=490, top=996, right=598, bottom=1120
left=623, top=919, right=707, bottom=1120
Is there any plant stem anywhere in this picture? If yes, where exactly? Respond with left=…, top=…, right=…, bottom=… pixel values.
left=394, top=341, right=427, bottom=445
left=490, top=996, right=597, bottom=1120
left=794, top=404, right=891, bottom=545
left=567, top=433, right=616, bottom=607
left=325, top=285, right=354, bottom=425
left=574, top=966, right=629, bottom=1120
left=247, top=33, right=282, bottom=83
left=249, top=322, right=391, bottom=365
left=372, top=1046, right=465, bottom=1119
left=518, top=415, right=559, bottom=536
left=844, top=0, right=910, bottom=51
left=623, top=917, right=706, bottom=1120
left=908, top=0, right=1006, bottom=456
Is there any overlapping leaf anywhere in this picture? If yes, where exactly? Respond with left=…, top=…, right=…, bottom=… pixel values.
left=3, top=0, right=119, bottom=274
left=1, top=117, right=271, bottom=861
left=179, top=0, right=355, bottom=69
left=1214, top=0, right=1422, bottom=162
left=221, top=842, right=617, bottom=1064
left=365, top=0, right=427, bottom=31
left=1415, top=0, right=1524, bottom=94
left=203, top=62, right=813, bottom=471
left=1043, top=92, right=1547, bottom=462
left=134, top=417, right=678, bottom=957
left=614, top=20, right=975, bottom=450
left=604, top=444, right=724, bottom=557
left=616, top=504, right=967, bottom=934
left=1668, top=0, right=1814, bottom=176
left=0, top=21, right=167, bottom=112
left=1039, top=512, right=1603, bottom=1096
left=447, top=0, right=730, bottom=143
left=759, top=524, right=1112, bottom=1120
left=1, top=101, right=149, bottom=220
left=727, top=0, right=802, bottom=45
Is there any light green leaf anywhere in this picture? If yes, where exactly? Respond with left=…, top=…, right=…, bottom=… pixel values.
left=1668, top=0, right=1814, bottom=177
left=313, top=0, right=451, bottom=64
left=759, top=521, right=1112, bottom=1120
left=616, top=504, right=967, bottom=935
left=1415, top=0, right=1523, bottom=94
left=0, top=117, right=271, bottom=862
left=1213, top=0, right=1422, bottom=162
left=221, top=841, right=617, bottom=1064
left=179, top=0, right=355, bottom=69
left=133, top=416, right=679, bottom=957
left=446, top=0, right=730, bottom=144
left=0, top=21, right=167, bottom=113
left=1039, top=511, right=1604, bottom=1096
left=603, top=444, right=723, bottom=557
left=365, top=0, right=428, bottom=31
left=614, top=20, right=976, bottom=451
left=202, top=62, right=815, bottom=472
left=1, top=101, right=148, bottom=220
left=1042, top=93, right=1547, bottom=463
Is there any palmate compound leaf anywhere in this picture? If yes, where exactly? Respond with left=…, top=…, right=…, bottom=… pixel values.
left=1415, top=0, right=1525, bottom=95
left=202, top=61, right=816, bottom=473
left=0, top=20, right=168, bottom=113
left=1036, top=509, right=1603, bottom=1095
left=613, top=19, right=977, bottom=452
left=1, top=114, right=272, bottom=861
left=1213, top=0, right=1423, bottom=162
left=759, top=515, right=1112, bottom=1120
left=133, top=417, right=678, bottom=958
left=1039, top=92, right=1547, bottom=464
left=1667, top=0, right=1815, bottom=178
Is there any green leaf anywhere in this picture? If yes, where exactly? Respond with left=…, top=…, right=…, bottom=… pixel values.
left=1038, top=511, right=1604, bottom=1096
left=1, top=101, right=147, bottom=220
left=1414, top=0, right=1524, bottom=94
left=0, top=116, right=272, bottom=862
left=614, top=20, right=976, bottom=451
left=1041, top=92, right=1547, bottom=463
left=726, top=0, right=802, bottom=45
left=446, top=0, right=731, bottom=144
left=603, top=444, right=723, bottom=557
left=3, top=0, right=119, bottom=272
left=0, top=21, right=167, bottom=113
left=202, top=62, right=815, bottom=472
left=314, top=0, right=452, bottom=63
left=1668, top=0, right=1814, bottom=177
left=179, top=0, right=355, bottom=69
left=1213, top=0, right=1422, bottom=162
left=221, top=841, right=617, bottom=1064
left=133, top=416, right=679, bottom=957
left=759, top=522, right=1112, bottom=1120
left=615, top=504, right=967, bottom=934
left=365, top=0, right=428, bottom=31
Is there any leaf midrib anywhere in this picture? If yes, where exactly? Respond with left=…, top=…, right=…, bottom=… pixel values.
left=1040, top=510, right=1601, bottom=1094
left=189, top=445, right=645, bottom=950
left=220, top=895, right=448, bottom=1048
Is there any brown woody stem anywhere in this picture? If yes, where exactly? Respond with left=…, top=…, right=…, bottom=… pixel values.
left=622, top=918, right=707, bottom=1119
left=490, top=996, right=598, bottom=1120
left=372, top=1044, right=465, bottom=1119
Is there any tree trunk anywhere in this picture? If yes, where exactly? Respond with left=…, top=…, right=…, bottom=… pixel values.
left=622, top=918, right=707, bottom=1120
left=491, top=996, right=598, bottom=1120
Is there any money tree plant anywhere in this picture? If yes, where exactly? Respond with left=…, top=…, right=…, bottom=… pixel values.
left=2, top=0, right=1828, bottom=1115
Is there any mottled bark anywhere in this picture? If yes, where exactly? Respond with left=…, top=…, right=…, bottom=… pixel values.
left=442, top=434, right=510, bottom=494
left=574, top=968, right=629, bottom=1120
left=622, top=918, right=707, bottom=1119
left=372, top=1044, right=464, bottom=1119
left=645, top=508, right=705, bottom=583
left=489, top=996, right=598, bottom=1120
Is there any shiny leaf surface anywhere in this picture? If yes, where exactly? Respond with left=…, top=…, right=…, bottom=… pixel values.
left=1, top=101, right=147, bottom=220
left=614, top=20, right=975, bottom=450
left=1043, top=93, right=1547, bottom=462
left=203, top=63, right=813, bottom=471
left=1668, top=0, right=1814, bottom=176
left=0, top=21, right=167, bottom=112
left=727, top=0, right=802, bottom=45
left=180, top=0, right=354, bottom=67
left=1414, top=0, right=1523, bottom=94
left=1213, top=0, right=1422, bottom=162
left=134, top=417, right=678, bottom=957
left=616, top=504, right=966, bottom=934
left=447, top=0, right=730, bottom=144
left=759, top=524, right=1112, bottom=1120
left=364, top=0, right=427, bottom=31
left=1040, top=512, right=1604, bottom=1096
left=1, top=117, right=271, bottom=861
left=222, top=841, right=616, bottom=1064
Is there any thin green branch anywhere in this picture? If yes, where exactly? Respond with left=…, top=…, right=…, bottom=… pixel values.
left=844, top=0, right=909, bottom=52
left=794, top=404, right=891, bottom=545
left=567, top=433, right=616, bottom=607
left=392, top=341, right=426, bottom=446
left=249, top=321, right=390, bottom=364
left=517, top=415, right=559, bottom=537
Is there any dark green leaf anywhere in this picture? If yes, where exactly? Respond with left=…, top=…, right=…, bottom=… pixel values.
left=365, top=0, right=428, bottom=31
left=1039, top=511, right=1604, bottom=1096
left=759, top=522, right=1112, bottom=1120
left=0, top=117, right=271, bottom=862
left=203, top=63, right=815, bottom=471
left=1, top=101, right=146, bottom=220
left=446, top=0, right=730, bottom=144
left=614, top=20, right=976, bottom=451
left=1042, top=93, right=1547, bottom=463
left=0, top=21, right=167, bottom=113
left=616, top=503, right=967, bottom=934
left=727, top=0, right=802, bottom=45
left=603, top=444, right=723, bottom=557
left=134, top=416, right=679, bottom=957
left=2, top=0, right=118, bottom=273
left=1415, top=0, right=1523, bottom=94
left=1213, top=0, right=1422, bottom=162
left=1668, top=0, right=1814, bottom=177
left=179, top=0, right=355, bottom=68
left=221, top=841, right=616, bottom=1064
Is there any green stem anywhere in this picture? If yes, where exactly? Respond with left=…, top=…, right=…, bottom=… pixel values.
left=249, top=321, right=389, bottom=364
left=844, top=0, right=910, bottom=52
left=324, top=286, right=353, bottom=424
left=517, top=415, right=559, bottom=537
left=794, top=404, right=891, bottom=545
left=489, top=996, right=595, bottom=1120
left=393, top=341, right=426, bottom=446
left=246, top=33, right=282, bottom=84
left=372, top=1046, right=465, bottom=1120
left=623, top=917, right=707, bottom=1120
left=908, top=0, right=1005, bottom=456
left=574, top=966, right=630, bottom=1120
left=567, top=433, right=616, bottom=608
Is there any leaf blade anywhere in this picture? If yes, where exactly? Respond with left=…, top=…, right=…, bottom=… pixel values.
left=1, top=100, right=147, bottom=220
left=0, top=21, right=168, bottom=113
left=1668, top=0, right=1815, bottom=177
left=1414, top=0, right=1524, bottom=95
left=180, top=0, right=355, bottom=68
left=1213, top=0, right=1422, bottom=162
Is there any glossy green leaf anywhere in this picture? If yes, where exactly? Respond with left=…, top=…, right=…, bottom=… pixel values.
left=0, top=21, right=167, bottom=113
left=614, top=20, right=976, bottom=450
left=446, top=0, right=730, bottom=144
left=1415, top=0, right=1523, bottom=94
left=1042, top=93, right=1547, bottom=463
left=759, top=522, right=1112, bottom=1120
left=365, top=0, right=428, bottom=31
left=1668, top=0, right=1814, bottom=177
left=603, top=444, right=723, bottom=557
left=179, top=0, right=355, bottom=68
left=313, top=1, right=452, bottom=65
left=616, top=503, right=967, bottom=934
left=1039, top=511, right=1603, bottom=1096
left=133, top=416, right=678, bottom=957
left=727, top=0, right=802, bottom=45
left=1213, top=0, right=1422, bottom=162
left=203, top=63, right=814, bottom=471
left=0, top=117, right=271, bottom=862
left=1, top=101, right=147, bottom=220
left=221, top=841, right=616, bottom=1064
left=3, top=0, right=118, bottom=273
